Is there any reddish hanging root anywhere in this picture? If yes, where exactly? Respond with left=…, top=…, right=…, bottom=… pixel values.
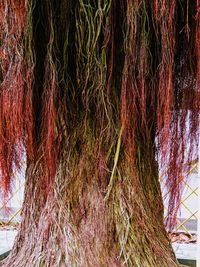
left=0, top=1, right=28, bottom=196
left=0, top=0, right=58, bottom=196
left=121, top=0, right=141, bottom=161
left=120, top=0, right=199, bottom=229
left=25, top=69, right=34, bottom=161
left=41, top=63, right=58, bottom=191
left=153, top=1, right=177, bottom=226
left=156, top=0, right=199, bottom=228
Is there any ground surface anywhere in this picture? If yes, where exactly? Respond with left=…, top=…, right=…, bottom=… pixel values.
left=0, top=228, right=17, bottom=256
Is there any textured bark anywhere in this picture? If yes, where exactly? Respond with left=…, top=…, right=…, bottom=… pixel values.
left=1, top=153, right=179, bottom=267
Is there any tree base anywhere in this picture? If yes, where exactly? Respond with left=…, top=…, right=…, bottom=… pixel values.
left=0, top=184, right=180, bottom=267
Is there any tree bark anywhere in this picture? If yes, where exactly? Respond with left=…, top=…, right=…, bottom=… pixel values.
left=0, top=153, right=180, bottom=267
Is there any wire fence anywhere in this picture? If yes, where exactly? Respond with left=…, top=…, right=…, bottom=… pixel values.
left=0, top=165, right=25, bottom=227
left=161, top=160, right=198, bottom=243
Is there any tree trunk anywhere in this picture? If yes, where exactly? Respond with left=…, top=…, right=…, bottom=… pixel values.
left=0, top=152, right=179, bottom=267
left=2, top=0, right=197, bottom=266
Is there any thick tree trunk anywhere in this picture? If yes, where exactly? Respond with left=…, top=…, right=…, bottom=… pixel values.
left=0, top=156, right=179, bottom=267
left=1, top=0, right=197, bottom=266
